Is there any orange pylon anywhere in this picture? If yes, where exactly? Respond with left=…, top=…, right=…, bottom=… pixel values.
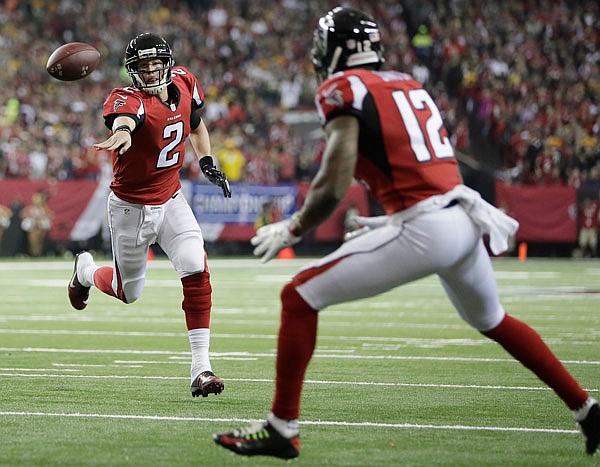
left=518, top=242, right=527, bottom=262
left=277, top=247, right=296, bottom=259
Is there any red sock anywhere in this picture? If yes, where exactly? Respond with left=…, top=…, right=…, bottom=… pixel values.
left=93, top=266, right=120, bottom=299
left=272, top=281, right=318, bottom=420
left=181, top=272, right=212, bottom=329
left=482, top=314, right=588, bottom=409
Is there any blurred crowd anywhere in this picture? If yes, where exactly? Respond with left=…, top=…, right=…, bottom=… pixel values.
left=0, top=0, right=598, bottom=193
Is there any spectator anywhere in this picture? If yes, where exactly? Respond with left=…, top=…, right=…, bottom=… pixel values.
left=568, top=166, right=584, bottom=190
left=2, top=198, right=26, bottom=256
left=0, top=203, right=12, bottom=254
left=411, top=24, right=433, bottom=68
left=279, top=75, right=302, bottom=110
left=0, top=0, right=597, bottom=198
left=20, top=191, right=53, bottom=257
left=580, top=166, right=600, bottom=201
left=254, top=199, right=281, bottom=231
left=215, top=138, right=246, bottom=183
left=276, top=144, right=295, bottom=183
left=578, top=197, right=600, bottom=257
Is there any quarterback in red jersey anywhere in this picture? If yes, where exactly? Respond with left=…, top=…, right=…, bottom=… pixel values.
left=68, top=33, right=231, bottom=398
left=214, top=7, right=599, bottom=459
left=103, top=64, right=203, bottom=204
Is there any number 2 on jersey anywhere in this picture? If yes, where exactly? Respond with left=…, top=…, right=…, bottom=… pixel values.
left=157, top=121, right=184, bottom=168
left=392, top=88, right=454, bottom=162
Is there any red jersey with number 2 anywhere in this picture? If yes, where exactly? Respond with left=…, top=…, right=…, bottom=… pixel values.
left=315, top=69, right=461, bottom=214
left=102, top=66, right=204, bottom=205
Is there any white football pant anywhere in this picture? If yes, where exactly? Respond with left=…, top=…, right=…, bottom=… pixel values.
left=295, top=204, right=505, bottom=331
left=107, top=190, right=205, bottom=303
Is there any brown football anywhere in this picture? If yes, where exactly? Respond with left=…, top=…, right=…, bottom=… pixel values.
left=46, top=42, right=101, bottom=81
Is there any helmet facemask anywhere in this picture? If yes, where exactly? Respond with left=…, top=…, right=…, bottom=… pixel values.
left=125, top=33, right=174, bottom=95
left=128, top=58, right=174, bottom=95
left=310, top=18, right=332, bottom=82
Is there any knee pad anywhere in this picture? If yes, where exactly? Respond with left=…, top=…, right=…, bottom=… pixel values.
left=172, top=233, right=206, bottom=276
left=122, top=281, right=143, bottom=304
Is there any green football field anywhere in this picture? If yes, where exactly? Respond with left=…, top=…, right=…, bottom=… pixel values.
left=0, top=256, right=598, bottom=466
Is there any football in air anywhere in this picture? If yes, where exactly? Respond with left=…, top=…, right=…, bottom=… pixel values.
left=46, top=42, right=101, bottom=81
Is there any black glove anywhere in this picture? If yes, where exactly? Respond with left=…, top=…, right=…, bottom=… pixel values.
left=199, top=156, right=231, bottom=198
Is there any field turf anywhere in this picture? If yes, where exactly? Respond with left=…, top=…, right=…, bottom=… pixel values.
left=0, top=257, right=599, bottom=466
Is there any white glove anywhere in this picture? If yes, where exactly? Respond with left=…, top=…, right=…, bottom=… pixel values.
left=343, top=215, right=389, bottom=242
left=350, top=215, right=388, bottom=229
left=343, top=225, right=372, bottom=242
left=251, top=218, right=301, bottom=263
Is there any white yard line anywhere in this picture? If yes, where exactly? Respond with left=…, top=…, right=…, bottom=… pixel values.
left=0, top=371, right=598, bottom=394
left=0, top=259, right=304, bottom=271
left=0, top=411, right=580, bottom=434
left=0, top=328, right=591, bottom=348
left=1, top=347, right=599, bottom=365
left=0, top=329, right=489, bottom=345
left=0, top=317, right=468, bottom=330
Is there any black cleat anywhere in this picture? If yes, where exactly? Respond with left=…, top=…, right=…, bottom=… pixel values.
left=213, top=421, right=300, bottom=459
left=191, top=371, right=224, bottom=397
left=579, top=402, right=600, bottom=455
left=68, top=251, right=92, bottom=310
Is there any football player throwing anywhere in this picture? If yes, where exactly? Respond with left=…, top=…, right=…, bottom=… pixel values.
left=69, top=33, right=230, bottom=398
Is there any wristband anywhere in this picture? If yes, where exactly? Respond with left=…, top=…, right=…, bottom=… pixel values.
left=114, top=125, right=132, bottom=134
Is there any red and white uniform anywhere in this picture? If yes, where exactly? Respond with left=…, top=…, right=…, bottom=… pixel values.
left=103, top=66, right=203, bottom=204
left=315, top=69, right=461, bottom=213
left=578, top=200, right=600, bottom=252
left=100, top=67, right=207, bottom=303
left=580, top=201, right=600, bottom=230
left=294, top=69, right=514, bottom=331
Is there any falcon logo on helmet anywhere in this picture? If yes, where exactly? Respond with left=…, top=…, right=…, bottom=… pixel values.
left=125, top=33, right=174, bottom=95
left=310, top=7, right=385, bottom=81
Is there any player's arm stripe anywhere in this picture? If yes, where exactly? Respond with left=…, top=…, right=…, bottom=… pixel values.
left=136, top=98, right=145, bottom=119
left=192, top=83, right=203, bottom=108
left=347, top=75, right=368, bottom=111
left=315, top=94, right=326, bottom=125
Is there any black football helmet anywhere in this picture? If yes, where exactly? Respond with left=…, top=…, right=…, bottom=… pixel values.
left=125, top=33, right=174, bottom=95
left=311, top=7, right=385, bottom=81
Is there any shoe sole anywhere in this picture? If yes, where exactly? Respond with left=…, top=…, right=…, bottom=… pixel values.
left=68, top=252, right=90, bottom=310
left=191, top=379, right=224, bottom=398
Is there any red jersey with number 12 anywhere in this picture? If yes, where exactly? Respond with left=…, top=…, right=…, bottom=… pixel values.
left=315, top=69, right=461, bottom=214
left=102, top=66, right=204, bottom=205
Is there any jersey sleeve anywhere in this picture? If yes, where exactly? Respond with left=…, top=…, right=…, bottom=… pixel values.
left=314, top=74, right=362, bottom=126
left=174, top=66, right=205, bottom=111
left=102, top=88, right=145, bottom=129
left=174, top=66, right=205, bottom=130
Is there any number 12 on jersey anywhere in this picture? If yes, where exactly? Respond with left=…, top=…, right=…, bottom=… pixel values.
left=392, top=88, right=454, bottom=162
